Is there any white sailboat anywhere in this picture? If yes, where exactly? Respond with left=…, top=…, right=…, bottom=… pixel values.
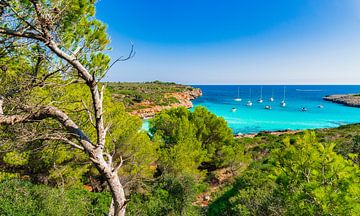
left=280, top=86, right=286, bottom=107
left=234, top=87, right=242, bottom=101
left=269, top=88, right=274, bottom=102
left=247, top=89, right=253, bottom=106
left=257, top=86, right=263, bottom=103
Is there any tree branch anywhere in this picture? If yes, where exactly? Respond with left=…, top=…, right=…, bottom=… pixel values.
left=0, top=28, right=44, bottom=41
left=81, top=100, right=96, bottom=128
left=98, top=42, right=135, bottom=81
left=113, top=156, right=124, bottom=173
left=0, top=106, right=95, bottom=153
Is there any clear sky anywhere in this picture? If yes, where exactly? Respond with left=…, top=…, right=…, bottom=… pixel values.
left=96, top=0, right=360, bottom=84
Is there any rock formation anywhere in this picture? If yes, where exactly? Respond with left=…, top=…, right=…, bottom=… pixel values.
left=323, top=94, right=360, bottom=108
left=130, top=88, right=202, bottom=118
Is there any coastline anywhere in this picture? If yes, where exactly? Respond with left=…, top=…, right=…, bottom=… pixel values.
left=131, top=88, right=202, bottom=118
left=323, top=94, right=360, bottom=108
left=234, top=129, right=302, bottom=138
left=234, top=123, right=360, bottom=138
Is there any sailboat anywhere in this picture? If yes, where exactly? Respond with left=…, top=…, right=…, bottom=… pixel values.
left=234, top=87, right=242, bottom=101
left=257, top=86, right=263, bottom=103
left=247, top=89, right=253, bottom=106
left=269, top=88, right=274, bottom=102
left=280, top=86, right=286, bottom=107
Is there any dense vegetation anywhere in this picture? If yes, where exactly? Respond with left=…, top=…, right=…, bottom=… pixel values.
left=107, top=81, right=197, bottom=111
left=1, top=104, right=360, bottom=215
left=208, top=130, right=360, bottom=216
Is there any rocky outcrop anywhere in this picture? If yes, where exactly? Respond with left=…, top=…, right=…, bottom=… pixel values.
left=130, top=88, right=202, bottom=118
left=323, top=94, right=360, bottom=108
left=234, top=129, right=302, bottom=138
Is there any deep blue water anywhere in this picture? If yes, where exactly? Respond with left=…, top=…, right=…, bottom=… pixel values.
left=190, top=85, right=360, bottom=134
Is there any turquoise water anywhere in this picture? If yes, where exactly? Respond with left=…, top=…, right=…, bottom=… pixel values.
left=190, top=85, right=360, bottom=134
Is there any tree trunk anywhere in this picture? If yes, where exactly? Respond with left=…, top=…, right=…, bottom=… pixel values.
left=107, top=173, right=126, bottom=216
left=93, top=152, right=126, bottom=216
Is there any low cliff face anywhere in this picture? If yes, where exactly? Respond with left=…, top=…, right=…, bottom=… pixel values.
left=130, top=88, right=202, bottom=118
left=323, top=94, right=360, bottom=108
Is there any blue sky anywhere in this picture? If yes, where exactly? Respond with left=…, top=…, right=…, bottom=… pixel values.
left=96, top=0, right=360, bottom=84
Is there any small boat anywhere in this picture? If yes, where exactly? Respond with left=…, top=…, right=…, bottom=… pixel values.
left=280, top=100, right=286, bottom=107
left=269, top=88, right=274, bottom=102
left=280, top=86, right=286, bottom=107
left=265, top=105, right=272, bottom=110
left=247, top=89, right=253, bottom=106
left=318, top=105, right=324, bottom=109
left=234, top=87, right=242, bottom=101
left=257, top=86, right=263, bottom=103
left=301, top=107, right=307, bottom=112
left=231, top=107, right=237, bottom=112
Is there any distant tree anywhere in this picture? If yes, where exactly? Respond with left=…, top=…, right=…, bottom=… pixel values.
left=150, top=106, right=245, bottom=171
left=0, top=1, right=148, bottom=215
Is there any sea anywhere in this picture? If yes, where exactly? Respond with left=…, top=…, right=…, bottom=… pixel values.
left=142, top=85, right=360, bottom=134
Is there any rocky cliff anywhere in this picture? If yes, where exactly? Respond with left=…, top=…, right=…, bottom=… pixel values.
left=130, top=88, right=202, bottom=118
left=323, top=94, right=360, bottom=108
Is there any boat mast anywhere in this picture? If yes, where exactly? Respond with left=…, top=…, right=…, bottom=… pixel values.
left=283, top=86, right=286, bottom=101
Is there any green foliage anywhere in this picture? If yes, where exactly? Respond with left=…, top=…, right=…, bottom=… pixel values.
left=0, top=82, right=158, bottom=188
left=209, top=131, right=360, bottom=216
left=150, top=106, right=246, bottom=171
left=208, top=162, right=278, bottom=216
left=0, top=178, right=111, bottom=216
left=127, top=175, right=202, bottom=216
left=3, top=151, right=29, bottom=166
left=106, top=81, right=197, bottom=110
left=273, top=132, right=360, bottom=215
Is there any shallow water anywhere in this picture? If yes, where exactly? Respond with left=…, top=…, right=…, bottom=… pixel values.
left=191, top=85, right=360, bottom=134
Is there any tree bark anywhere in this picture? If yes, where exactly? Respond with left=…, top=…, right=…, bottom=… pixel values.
left=92, top=150, right=126, bottom=216
left=107, top=175, right=127, bottom=216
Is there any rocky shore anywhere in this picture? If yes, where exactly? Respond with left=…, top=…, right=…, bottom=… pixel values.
left=234, top=129, right=302, bottom=138
left=131, top=88, right=202, bottom=118
left=323, top=94, right=360, bottom=108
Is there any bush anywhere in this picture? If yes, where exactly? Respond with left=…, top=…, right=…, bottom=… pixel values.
left=127, top=175, right=202, bottom=216
left=0, top=179, right=111, bottom=216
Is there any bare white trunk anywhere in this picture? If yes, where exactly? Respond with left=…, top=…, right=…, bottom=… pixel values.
left=93, top=151, right=126, bottom=216
left=107, top=176, right=126, bottom=216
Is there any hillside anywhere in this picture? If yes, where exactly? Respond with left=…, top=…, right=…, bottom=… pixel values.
left=106, top=81, right=202, bottom=118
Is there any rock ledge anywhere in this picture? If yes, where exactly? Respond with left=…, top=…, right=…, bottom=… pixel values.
left=323, top=94, right=360, bottom=108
